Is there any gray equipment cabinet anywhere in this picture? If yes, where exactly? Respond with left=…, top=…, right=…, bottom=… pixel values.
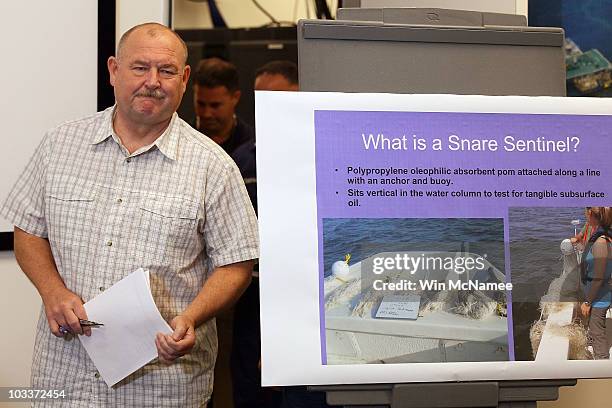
left=298, top=7, right=574, bottom=408
left=298, top=8, right=566, bottom=96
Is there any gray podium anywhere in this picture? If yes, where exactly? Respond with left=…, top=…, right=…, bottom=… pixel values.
left=297, top=7, right=575, bottom=408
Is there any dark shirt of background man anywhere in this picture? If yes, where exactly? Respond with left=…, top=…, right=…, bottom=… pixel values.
left=193, top=57, right=254, bottom=154
left=232, top=60, right=300, bottom=210
left=230, top=61, right=331, bottom=408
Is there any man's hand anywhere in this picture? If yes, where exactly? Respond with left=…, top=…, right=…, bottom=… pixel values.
left=581, top=302, right=592, bottom=317
left=42, top=286, right=91, bottom=337
left=153, top=260, right=253, bottom=363
left=13, top=228, right=90, bottom=337
left=155, top=315, right=196, bottom=363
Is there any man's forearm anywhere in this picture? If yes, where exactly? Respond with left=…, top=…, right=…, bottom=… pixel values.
left=15, top=227, right=92, bottom=336
left=14, top=227, right=66, bottom=298
left=182, top=260, right=254, bottom=327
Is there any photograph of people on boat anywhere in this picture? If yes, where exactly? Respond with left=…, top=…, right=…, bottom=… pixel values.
left=509, top=207, right=612, bottom=362
left=321, top=217, right=509, bottom=365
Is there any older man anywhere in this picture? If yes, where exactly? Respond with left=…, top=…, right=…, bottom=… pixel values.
left=1, top=23, right=257, bottom=407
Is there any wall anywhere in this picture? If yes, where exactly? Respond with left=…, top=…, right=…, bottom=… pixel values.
left=171, top=0, right=526, bottom=29
left=172, top=0, right=326, bottom=29
left=116, top=0, right=169, bottom=40
left=0, top=2, right=97, bottom=233
left=0, top=254, right=40, bottom=407
left=0, top=2, right=96, bottom=406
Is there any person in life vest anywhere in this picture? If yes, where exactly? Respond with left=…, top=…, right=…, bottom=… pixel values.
left=580, top=207, right=612, bottom=359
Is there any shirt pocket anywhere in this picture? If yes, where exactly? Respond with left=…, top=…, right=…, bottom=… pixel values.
left=46, top=181, right=98, bottom=248
left=137, top=195, right=200, bottom=264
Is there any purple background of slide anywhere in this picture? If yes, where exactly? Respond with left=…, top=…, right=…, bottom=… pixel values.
left=315, top=110, right=612, bottom=364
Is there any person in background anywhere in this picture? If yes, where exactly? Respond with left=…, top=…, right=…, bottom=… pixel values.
left=193, top=57, right=254, bottom=154
left=580, top=206, right=612, bottom=359
left=193, top=57, right=257, bottom=408
left=1, top=23, right=257, bottom=407
left=253, top=60, right=299, bottom=92
left=231, top=60, right=299, bottom=210
left=230, top=61, right=299, bottom=408
left=230, top=60, right=329, bottom=408
left=571, top=207, right=595, bottom=250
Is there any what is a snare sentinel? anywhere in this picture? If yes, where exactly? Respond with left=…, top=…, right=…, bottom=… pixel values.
left=362, top=133, right=579, bottom=152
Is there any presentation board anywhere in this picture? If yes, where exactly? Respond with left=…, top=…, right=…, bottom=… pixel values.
left=257, top=92, right=612, bottom=386
left=0, top=1, right=98, bottom=233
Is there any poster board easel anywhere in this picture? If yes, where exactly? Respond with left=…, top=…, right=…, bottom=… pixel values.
left=297, top=7, right=575, bottom=407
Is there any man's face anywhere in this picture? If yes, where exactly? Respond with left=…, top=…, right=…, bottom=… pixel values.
left=108, top=28, right=190, bottom=127
left=193, top=85, right=240, bottom=136
left=254, top=73, right=298, bottom=91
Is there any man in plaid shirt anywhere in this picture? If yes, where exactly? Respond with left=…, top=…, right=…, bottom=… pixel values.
left=1, top=23, right=258, bottom=406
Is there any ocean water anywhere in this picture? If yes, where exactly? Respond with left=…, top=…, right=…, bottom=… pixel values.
left=509, top=207, right=584, bottom=293
left=322, top=218, right=506, bottom=277
left=509, top=206, right=584, bottom=360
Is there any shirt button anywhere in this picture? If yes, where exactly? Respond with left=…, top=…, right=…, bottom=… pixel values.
left=94, top=372, right=100, bottom=379
left=116, top=198, right=123, bottom=203
left=106, top=240, right=113, bottom=247
left=99, top=286, right=104, bottom=292
left=126, top=157, right=131, bottom=163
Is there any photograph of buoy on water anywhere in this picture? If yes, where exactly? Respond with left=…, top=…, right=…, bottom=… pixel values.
left=321, top=217, right=509, bottom=364
left=510, top=207, right=612, bottom=362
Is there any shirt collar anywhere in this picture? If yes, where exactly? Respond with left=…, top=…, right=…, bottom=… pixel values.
left=90, top=106, right=115, bottom=145
left=90, top=106, right=180, bottom=161
left=151, top=113, right=180, bottom=161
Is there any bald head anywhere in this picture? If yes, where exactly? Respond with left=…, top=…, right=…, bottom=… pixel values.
left=107, top=22, right=191, bottom=131
left=117, top=23, right=188, bottom=66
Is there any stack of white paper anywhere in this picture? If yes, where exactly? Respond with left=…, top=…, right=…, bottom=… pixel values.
left=79, top=268, right=173, bottom=387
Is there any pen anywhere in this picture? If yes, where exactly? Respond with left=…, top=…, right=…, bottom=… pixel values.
left=59, top=319, right=104, bottom=335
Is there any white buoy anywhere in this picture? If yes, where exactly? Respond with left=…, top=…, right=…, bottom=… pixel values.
left=332, top=260, right=350, bottom=277
left=560, top=238, right=575, bottom=256
left=332, top=254, right=351, bottom=278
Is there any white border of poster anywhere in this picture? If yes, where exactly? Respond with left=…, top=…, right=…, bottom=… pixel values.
left=256, top=92, right=612, bottom=386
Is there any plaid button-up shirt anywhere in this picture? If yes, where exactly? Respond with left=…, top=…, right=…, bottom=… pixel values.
left=1, top=106, right=259, bottom=407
